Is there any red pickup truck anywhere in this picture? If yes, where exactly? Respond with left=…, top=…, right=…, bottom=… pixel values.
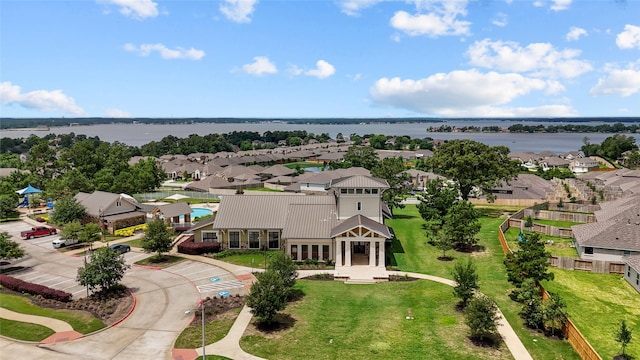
left=21, top=226, right=57, bottom=239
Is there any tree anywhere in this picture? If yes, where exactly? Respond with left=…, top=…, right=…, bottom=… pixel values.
left=428, top=139, right=520, bottom=200
left=0, top=192, right=19, bottom=220
left=341, top=145, right=379, bottom=170
left=246, top=270, right=288, bottom=325
left=451, top=258, right=479, bottom=308
left=61, top=221, right=83, bottom=242
left=623, top=149, right=640, bottom=169
left=370, top=157, right=410, bottom=212
left=598, top=134, right=637, bottom=161
left=417, top=179, right=458, bottom=238
left=267, top=251, right=298, bottom=291
left=141, top=218, right=174, bottom=259
left=542, top=292, right=567, bottom=336
left=515, top=278, right=544, bottom=330
left=465, top=295, right=500, bottom=343
left=434, top=231, right=455, bottom=260
left=442, top=201, right=481, bottom=250
left=504, top=233, right=554, bottom=286
left=0, top=232, right=25, bottom=260
left=615, top=319, right=633, bottom=359
left=79, top=222, right=102, bottom=247
left=76, top=246, right=130, bottom=293
left=50, top=195, right=86, bottom=226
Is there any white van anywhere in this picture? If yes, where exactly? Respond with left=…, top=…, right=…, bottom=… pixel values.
left=52, top=238, right=79, bottom=248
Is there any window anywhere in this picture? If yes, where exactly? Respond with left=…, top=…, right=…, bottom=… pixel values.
left=202, top=231, right=218, bottom=242
left=347, top=189, right=355, bottom=194
left=312, top=245, right=319, bottom=260
left=356, top=188, right=363, bottom=194
left=116, top=201, right=122, bottom=207
left=364, top=188, right=371, bottom=194
left=301, top=245, right=308, bottom=260
left=357, top=202, right=362, bottom=211
left=628, top=266, right=631, bottom=277
left=228, top=231, right=240, bottom=249
left=248, top=231, right=260, bottom=249
left=291, top=245, right=298, bottom=260
left=341, top=189, right=347, bottom=194
left=268, top=231, right=280, bottom=249
left=623, top=250, right=631, bottom=256
left=584, top=247, right=593, bottom=255
left=322, top=245, right=330, bottom=261
left=372, top=189, right=378, bottom=194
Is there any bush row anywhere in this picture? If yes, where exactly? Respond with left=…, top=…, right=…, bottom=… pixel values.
left=0, top=274, right=72, bottom=302
left=177, top=241, right=221, bottom=255
left=114, top=223, right=147, bottom=237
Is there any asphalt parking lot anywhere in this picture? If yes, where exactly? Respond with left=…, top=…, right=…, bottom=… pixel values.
left=164, top=260, right=245, bottom=297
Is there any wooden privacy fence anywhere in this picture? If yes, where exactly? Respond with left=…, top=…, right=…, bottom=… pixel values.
left=507, top=218, right=574, bottom=238
left=548, top=256, right=626, bottom=274
left=526, top=209, right=596, bottom=224
left=498, top=216, right=602, bottom=360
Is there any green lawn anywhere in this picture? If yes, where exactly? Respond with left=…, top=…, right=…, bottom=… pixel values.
left=240, top=279, right=513, bottom=360
left=542, top=269, right=640, bottom=359
left=212, top=250, right=280, bottom=269
left=135, top=254, right=186, bottom=268
left=121, top=238, right=143, bottom=248
left=283, top=161, right=321, bottom=169
left=503, top=228, right=578, bottom=258
left=0, top=293, right=105, bottom=336
left=386, top=205, right=579, bottom=360
left=175, top=308, right=242, bottom=349
left=531, top=219, right=583, bottom=228
left=0, top=318, right=55, bottom=341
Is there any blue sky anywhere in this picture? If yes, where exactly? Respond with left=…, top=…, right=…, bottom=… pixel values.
left=1, top=0, right=639, bottom=118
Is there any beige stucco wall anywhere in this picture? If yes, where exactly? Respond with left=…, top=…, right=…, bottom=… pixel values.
left=337, top=195, right=382, bottom=222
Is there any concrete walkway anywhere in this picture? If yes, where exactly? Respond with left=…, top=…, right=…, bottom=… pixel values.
left=0, top=307, right=83, bottom=344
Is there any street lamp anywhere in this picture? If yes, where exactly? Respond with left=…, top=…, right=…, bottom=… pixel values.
left=186, top=298, right=206, bottom=359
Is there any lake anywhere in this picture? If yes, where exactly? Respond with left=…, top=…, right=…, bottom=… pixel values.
left=3, top=121, right=639, bottom=153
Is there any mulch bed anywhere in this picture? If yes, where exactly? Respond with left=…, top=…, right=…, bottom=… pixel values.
left=191, top=295, right=245, bottom=325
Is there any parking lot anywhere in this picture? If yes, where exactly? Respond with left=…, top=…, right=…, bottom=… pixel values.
left=164, top=260, right=245, bottom=297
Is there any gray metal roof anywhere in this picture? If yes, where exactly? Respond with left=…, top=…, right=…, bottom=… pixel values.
left=330, top=175, right=389, bottom=189
left=213, top=194, right=334, bottom=230
left=330, top=214, right=392, bottom=238
left=281, top=204, right=337, bottom=239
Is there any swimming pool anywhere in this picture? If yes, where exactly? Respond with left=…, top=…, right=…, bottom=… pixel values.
left=183, top=207, right=213, bottom=219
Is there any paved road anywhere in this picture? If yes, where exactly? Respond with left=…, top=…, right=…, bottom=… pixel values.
left=0, top=220, right=241, bottom=360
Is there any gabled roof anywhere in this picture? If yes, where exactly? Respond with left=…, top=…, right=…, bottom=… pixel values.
left=261, top=164, right=296, bottom=177
left=330, top=214, right=392, bottom=238
left=188, top=216, right=216, bottom=232
left=213, top=195, right=334, bottom=230
left=74, top=191, right=141, bottom=217
left=625, top=254, right=640, bottom=272
left=152, top=202, right=192, bottom=218
left=330, top=175, right=389, bottom=189
left=281, top=204, right=337, bottom=239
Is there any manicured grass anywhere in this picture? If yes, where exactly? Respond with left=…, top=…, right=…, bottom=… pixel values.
left=135, top=254, right=186, bottom=268
left=504, top=228, right=578, bottom=258
left=386, top=205, right=579, bottom=360
left=531, top=219, right=583, bottom=228
left=542, top=269, right=640, bottom=359
left=0, top=318, right=55, bottom=341
left=0, top=293, right=105, bottom=334
left=283, top=161, right=321, bottom=169
left=121, top=238, right=144, bottom=248
left=473, top=204, right=524, bottom=218
left=240, top=280, right=513, bottom=360
left=175, top=308, right=242, bottom=349
left=212, top=250, right=280, bottom=269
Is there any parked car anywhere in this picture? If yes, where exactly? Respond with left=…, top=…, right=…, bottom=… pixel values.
left=109, top=244, right=131, bottom=254
left=52, top=237, right=79, bottom=248
left=21, top=226, right=56, bottom=239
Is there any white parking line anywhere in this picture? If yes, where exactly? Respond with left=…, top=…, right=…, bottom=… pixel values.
left=191, top=273, right=234, bottom=282
left=166, top=263, right=204, bottom=274
left=21, top=273, right=51, bottom=282
left=49, top=278, right=74, bottom=287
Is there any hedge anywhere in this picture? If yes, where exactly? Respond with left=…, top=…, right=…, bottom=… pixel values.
left=177, top=241, right=220, bottom=255
left=0, top=274, right=72, bottom=302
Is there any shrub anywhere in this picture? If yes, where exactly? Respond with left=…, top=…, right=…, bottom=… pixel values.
left=178, top=241, right=221, bottom=255
left=114, top=224, right=147, bottom=237
left=0, top=274, right=72, bottom=302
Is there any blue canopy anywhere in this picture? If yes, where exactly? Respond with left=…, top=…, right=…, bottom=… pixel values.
left=16, top=184, right=42, bottom=195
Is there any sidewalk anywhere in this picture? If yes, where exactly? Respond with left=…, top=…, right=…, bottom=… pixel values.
left=0, top=307, right=83, bottom=344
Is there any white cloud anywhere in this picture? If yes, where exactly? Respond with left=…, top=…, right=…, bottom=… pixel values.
left=590, top=61, right=640, bottom=97
left=242, top=56, right=277, bottom=76
left=467, top=39, right=592, bottom=78
left=0, top=81, right=84, bottom=115
left=550, top=0, right=572, bottom=11
left=304, top=60, right=336, bottom=79
left=105, top=108, right=132, bottom=118
left=369, top=69, right=568, bottom=116
left=616, top=24, right=640, bottom=50
left=566, top=27, right=587, bottom=41
left=124, top=43, right=205, bottom=60
left=338, top=0, right=382, bottom=16
left=100, top=0, right=159, bottom=19
left=492, top=13, right=508, bottom=27
left=220, top=0, right=258, bottom=23
left=390, top=1, right=471, bottom=38
left=533, top=1, right=544, bottom=8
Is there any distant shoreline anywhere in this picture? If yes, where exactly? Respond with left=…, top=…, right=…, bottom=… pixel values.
left=1, top=116, right=639, bottom=131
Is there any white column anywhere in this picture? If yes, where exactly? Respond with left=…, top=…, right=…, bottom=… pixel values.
left=377, top=241, right=385, bottom=268
left=369, top=241, right=375, bottom=267
left=335, top=240, right=342, bottom=267
left=345, top=240, right=351, bottom=266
